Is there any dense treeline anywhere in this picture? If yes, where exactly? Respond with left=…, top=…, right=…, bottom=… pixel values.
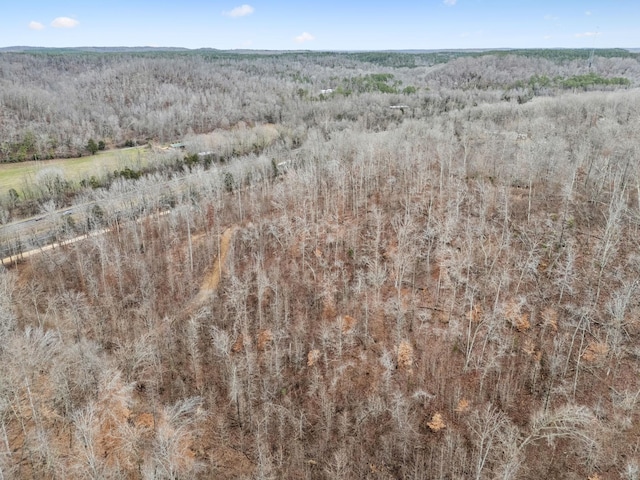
left=1, top=50, right=638, bottom=163
left=1, top=50, right=640, bottom=479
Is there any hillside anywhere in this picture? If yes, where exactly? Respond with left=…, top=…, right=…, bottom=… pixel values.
left=0, top=50, right=640, bottom=479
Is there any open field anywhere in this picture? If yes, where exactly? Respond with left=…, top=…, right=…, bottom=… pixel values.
left=0, top=146, right=149, bottom=194
left=0, top=123, right=282, bottom=203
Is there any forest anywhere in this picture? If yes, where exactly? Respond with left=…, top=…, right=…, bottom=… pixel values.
left=1, top=48, right=640, bottom=479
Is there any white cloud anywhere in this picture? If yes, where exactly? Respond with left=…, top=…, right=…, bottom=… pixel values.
left=29, top=21, right=45, bottom=30
left=444, top=0, right=457, bottom=5
left=223, top=4, right=254, bottom=17
left=51, top=17, right=79, bottom=28
left=585, top=11, right=592, bottom=16
left=294, top=32, right=315, bottom=44
left=575, top=31, right=600, bottom=38
left=544, top=14, right=559, bottom=22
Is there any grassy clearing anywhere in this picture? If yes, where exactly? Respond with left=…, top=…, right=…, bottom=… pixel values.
left=0, top=124, right=283, bottom=197
left=0, top=146, right=150, bottom=195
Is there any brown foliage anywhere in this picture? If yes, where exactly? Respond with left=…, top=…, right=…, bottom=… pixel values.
left=397, top=341, right=414, bottom=371
left=427, top=412, right=446, bottom=432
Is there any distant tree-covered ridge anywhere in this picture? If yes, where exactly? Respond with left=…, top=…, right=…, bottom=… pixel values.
left=0, top=49, right=637, bottom=163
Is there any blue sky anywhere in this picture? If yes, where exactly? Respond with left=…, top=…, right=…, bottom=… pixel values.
left=1, top=1, right=638, bottom=50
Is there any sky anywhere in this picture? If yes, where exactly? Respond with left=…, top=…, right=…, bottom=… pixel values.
left=1, top=1, right=638, bottom=51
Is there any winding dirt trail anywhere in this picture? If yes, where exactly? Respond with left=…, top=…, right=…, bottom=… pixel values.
left=192, top=225, right=239, bottom=305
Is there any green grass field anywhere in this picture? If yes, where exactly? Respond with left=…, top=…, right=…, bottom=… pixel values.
left=0, top=146, right=150, bottom=195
